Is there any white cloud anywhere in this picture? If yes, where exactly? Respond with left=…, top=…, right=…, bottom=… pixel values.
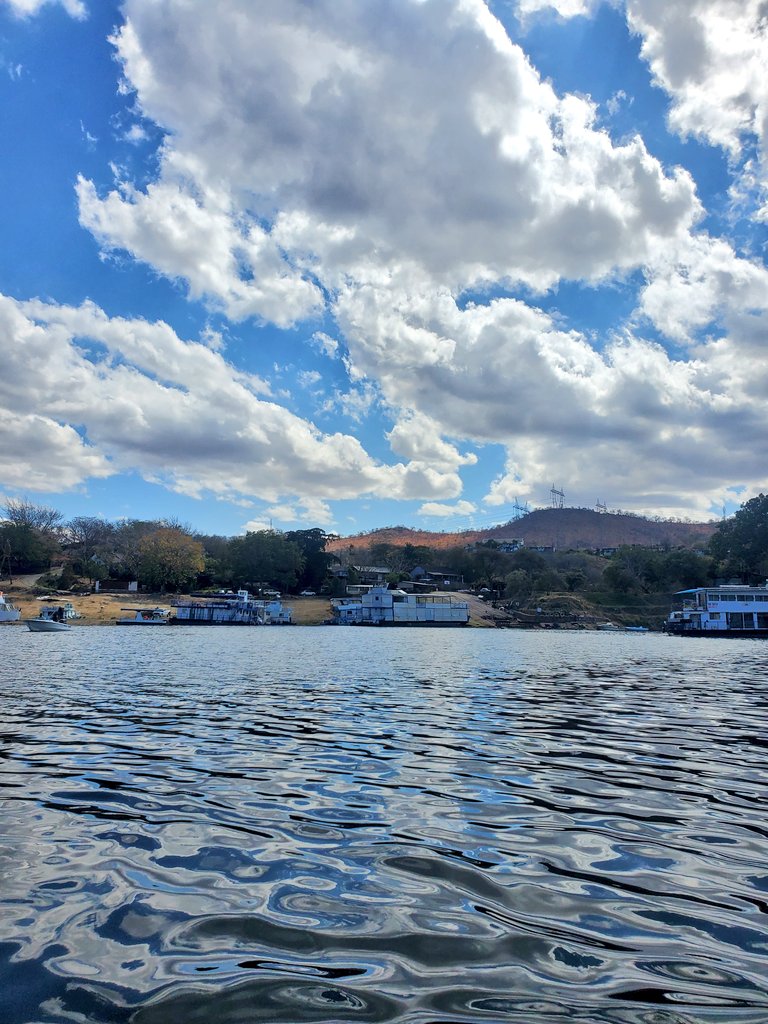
left=0, top=293, right=466, bottom=504
left=518, top=1, right=768, bottom=203
left=311, top=332, right=340, bottom=359
left=516, top=0, right=605, bottom=17
left=627, top=1, right=768, bottom=161
left=16, top=0, right=767, bottom=519
left=84, top=0, right=699, bottom=304
left=1, top=0, right=86, bottom=17
left=297, top=370, right=322, bottom=388
left=77, top=173, right=324, bottom=329
left=418, top=500, right=478, bottom=517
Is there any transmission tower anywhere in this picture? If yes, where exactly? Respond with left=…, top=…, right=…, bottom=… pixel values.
left=596, top=499, right=607, bottom=513
left=511, top=498, right=530, bottom=519
left=550, top=484, right=565, bottom=509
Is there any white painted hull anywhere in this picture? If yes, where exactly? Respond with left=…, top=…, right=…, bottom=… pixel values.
left=0, top=611, right=21, bottom=623
left=25, top=618, right=72, bottom=632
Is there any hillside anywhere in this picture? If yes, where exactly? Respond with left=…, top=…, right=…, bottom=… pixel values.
left=327, top=507, right=718, bottom=555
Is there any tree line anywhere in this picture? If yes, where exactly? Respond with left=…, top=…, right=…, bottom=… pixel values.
left=0, top=499, right=336, bottom=595
left=3, top=493, right=768, bottom=598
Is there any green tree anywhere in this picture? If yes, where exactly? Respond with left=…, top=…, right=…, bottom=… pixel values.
left=0, top=523, right=60, bottom=575
left=229, top=530, right=304, bottom=592
left=284, top=529, right=337, bottom=592
left=564, top=568, right=587, bottom=592
left=137, top=528, right=205, bottom=591
left=710, top=494, right=768, bottom=581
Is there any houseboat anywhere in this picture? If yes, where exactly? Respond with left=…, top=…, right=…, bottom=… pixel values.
left=331, top=586, right=469, bottom=626
left=170, top=590, right=292, bottom=625
left=0, top=592, right=21, bottom=623
left=664, top=584, right=768, bottom=636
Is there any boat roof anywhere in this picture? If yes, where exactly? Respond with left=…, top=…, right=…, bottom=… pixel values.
left=675, top=584, right=768, bottom=594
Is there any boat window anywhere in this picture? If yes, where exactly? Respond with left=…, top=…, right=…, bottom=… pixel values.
left=758, top=614, right=768, bottom=629
left=709, top=612, right=721, bottom=620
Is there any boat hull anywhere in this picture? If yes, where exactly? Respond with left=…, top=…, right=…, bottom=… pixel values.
left=116, top=620, right=169, bottom=625
left=0, top=612, right=21, bottom=623
left=25, top=619, right=71, bottom=632
left=664, top=626, right=768, bottom=638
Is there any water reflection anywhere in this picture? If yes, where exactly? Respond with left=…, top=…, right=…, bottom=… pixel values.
left=1, top=627, right=767, bottom=1022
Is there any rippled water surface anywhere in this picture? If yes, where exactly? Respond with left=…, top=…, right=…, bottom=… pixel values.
left=1, top=626, right=768, bottom=1024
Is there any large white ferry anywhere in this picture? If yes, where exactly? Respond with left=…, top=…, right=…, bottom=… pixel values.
left=665, top=584, right=768, bottom=637
left=170, top=590, right=293, bottom=625
left=331, top=586, right=469, bottom=626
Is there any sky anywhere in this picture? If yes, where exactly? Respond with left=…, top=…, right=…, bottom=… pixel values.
left=0, top=0, right=766, bottom=538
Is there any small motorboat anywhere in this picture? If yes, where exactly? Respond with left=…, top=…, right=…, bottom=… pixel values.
left=25, top=606, right=73, bottom=632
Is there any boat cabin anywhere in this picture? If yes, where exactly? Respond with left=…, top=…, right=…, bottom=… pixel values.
left=665, top=583, right=768, bottom=635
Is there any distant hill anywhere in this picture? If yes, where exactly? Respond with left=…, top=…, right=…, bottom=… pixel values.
left=327, top=507, right=718, bottom=555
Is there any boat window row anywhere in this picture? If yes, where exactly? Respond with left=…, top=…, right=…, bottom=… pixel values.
left=706, top=593, right=768, bottom=602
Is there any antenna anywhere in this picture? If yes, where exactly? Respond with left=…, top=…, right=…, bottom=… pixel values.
left=550, top=484, right=565, bottom=509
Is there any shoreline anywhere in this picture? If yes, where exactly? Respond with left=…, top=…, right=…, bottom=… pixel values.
left=0, top=586, right=502, bottom=628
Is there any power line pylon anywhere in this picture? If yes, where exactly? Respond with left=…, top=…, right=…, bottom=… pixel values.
left=550, top=484, right=565, bottom=509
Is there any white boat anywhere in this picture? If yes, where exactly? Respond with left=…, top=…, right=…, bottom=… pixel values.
left=25, top=606, right=72, bottom=632
left=331, top=586, right=469, bottom=626
left=35, top=599, right=82, bottom=619
left=665, top=583, right=768, bottom=637
left=170, top=589, right=293, bottom=625
left=0, top=592, right=21, bottom=623
left=116, top=607, right=170, bottom=625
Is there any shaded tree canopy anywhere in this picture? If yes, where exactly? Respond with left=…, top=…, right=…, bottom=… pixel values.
left=229, top=531, right=304, bottom=592
left=284, top=529, right=337, bottom=591
left=710, top=494, right=768, bottom=581
left=137, top=528, right=205, bottom=591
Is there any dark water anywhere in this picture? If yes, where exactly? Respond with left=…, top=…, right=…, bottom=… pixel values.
left=1, top=626, right=768, bottom=1024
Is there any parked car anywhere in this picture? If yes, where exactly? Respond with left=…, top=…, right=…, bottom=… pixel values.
left=299, top=589, right=317, bottom=597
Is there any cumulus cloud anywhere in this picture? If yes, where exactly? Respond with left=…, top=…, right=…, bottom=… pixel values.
left=26, top=0, right=768, bottom=516
left=81, top=0, right=699, bottom=301
left=418, top=500, right=479, bottom=518
left=2, top=0, right=85, bottom=18
left=516, top=0, right=606, bottom=18
left=0, top=294, right=467, bottom=504
left=518, top=1, right=768, bottom=203
left=627, top=0, right=768, bottom=162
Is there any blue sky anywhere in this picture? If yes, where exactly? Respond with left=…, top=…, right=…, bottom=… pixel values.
left=0, top=0, right=766, bottom=538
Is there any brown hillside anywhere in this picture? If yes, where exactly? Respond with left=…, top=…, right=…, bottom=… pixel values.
left=327, top=507, right=718, bottom=555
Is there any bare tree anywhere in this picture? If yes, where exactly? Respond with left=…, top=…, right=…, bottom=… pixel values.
left=66, top=516, right=115, bottom=564
left=2, top=498, right=64, bottom=535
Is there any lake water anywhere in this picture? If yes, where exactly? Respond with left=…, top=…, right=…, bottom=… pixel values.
left=1, top=625, right=767, bottom=1024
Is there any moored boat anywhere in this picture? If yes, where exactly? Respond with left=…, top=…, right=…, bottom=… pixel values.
left=0, top=592, right=21, bottom=623
left=116, top=607, right=170, bottom=625
left=331, top=586, right=469, bottom=626
left=25, top=605, right=73, bottom=632
left=170, top=589, right=293, bottom=625
left=665, top=583, right=768, bottom=636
